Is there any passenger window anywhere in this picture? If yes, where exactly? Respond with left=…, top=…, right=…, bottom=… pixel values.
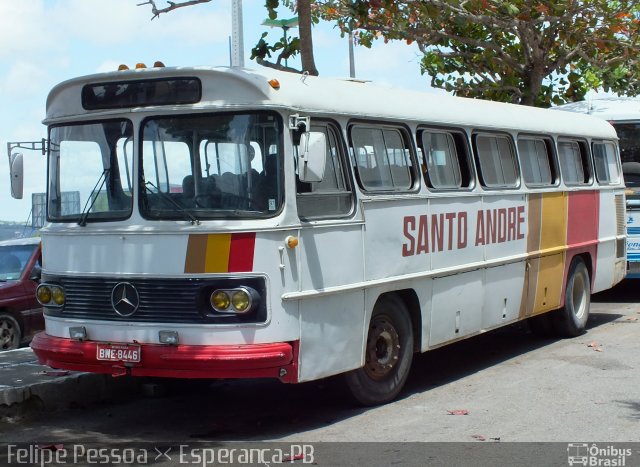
left=474, top=134, right=518, bottom=188
left=419, top=129, right=471, bottom=190
left=517, top=137, right=554, bottom=187
left=297, top=124, right=353, bottom=219
left=350, top=125, right=414, bottom=191
left=558, top=140, right=590, bottom=185
left=593, top=141, right=620, bottom=184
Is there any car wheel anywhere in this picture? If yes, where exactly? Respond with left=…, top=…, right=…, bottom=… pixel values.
left=0, top=313, right=22, bottom=351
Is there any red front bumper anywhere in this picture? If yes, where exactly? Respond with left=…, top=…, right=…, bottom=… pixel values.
left=31, top=332, right=298, bottom=382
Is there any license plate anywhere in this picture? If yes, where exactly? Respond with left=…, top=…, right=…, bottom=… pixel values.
left=96, top=343, right=141, bottom=363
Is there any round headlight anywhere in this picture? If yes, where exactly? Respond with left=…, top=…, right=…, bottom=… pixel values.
left=231, top=290, right=251, bottom=313
left=210, top=290, right=230, bottom=311
left=37, top=285, right=52, bottom=305
left=51, top=286, right=65, bottom=306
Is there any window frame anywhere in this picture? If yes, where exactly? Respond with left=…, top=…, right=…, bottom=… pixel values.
left=472, top=131, right=520, bottom=190
left=417, top=126, right=474, bottom=192
left=592, top=140, right=621, bottom=186
left=516, top=134, right=559, bottom=189
left=348, top=121, right=419, bottom=194
left=557, top=138, right=593, bottom=187
left=296, top=119, right=355, bottom=220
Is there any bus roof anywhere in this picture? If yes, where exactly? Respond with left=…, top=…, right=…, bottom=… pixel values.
left=45, top=66, right=617, bottom=139
left=555, top=97, right=640, bottom=122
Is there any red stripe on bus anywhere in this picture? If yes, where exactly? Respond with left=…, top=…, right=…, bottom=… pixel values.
left=565, top=190, right=599, bottom=291
left=567, top=190, right=599, bottom=247
left=228, top=232, right=256, bottom=272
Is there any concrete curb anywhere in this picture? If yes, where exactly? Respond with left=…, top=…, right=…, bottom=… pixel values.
left=0, top=348, right=139, bottom=413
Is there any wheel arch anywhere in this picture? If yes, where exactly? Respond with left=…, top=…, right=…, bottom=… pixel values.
left=374, top=289, right=421, bottom=354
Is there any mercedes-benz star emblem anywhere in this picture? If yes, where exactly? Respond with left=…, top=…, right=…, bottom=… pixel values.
left=111, top=282, right=140, bottom=317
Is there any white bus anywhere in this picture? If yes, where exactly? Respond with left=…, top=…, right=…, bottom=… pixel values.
left=8, top=65, right=626, bottom=405
left=557, top=97, right=640, bottom=278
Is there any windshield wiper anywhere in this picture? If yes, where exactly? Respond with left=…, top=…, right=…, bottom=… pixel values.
left=78, top=168, right=110, bottom=226
left=144, top=181, right=200, bottom=225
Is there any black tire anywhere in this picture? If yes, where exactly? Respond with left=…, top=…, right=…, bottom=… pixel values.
left=553, top=257, right=591, bottom=337
left=527, top=312, right=554, bottom=338
left=0, top=313, right=22, bottom=351
left=344, top=295, right=414, bottom=406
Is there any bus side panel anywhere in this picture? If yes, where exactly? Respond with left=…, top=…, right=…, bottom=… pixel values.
left=476, top=194, right=528, bottom=329
left=298, top=290, right=365, bottom=382
left=428, top=196, right=484, bottom=272
left=429, top=271, right=483, bottom=346
left=594, top=190, right=625, bottom=291
left=530, top=192, right=567, bottom=315
left=298, top=224, right=364, bottom=291
left=482, top=262, right=526, bottom=329
left=565, top=190, right=599, bottom=294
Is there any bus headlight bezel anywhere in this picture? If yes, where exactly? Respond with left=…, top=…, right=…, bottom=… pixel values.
left=209, top=287, right=259, bottom=314
left=37, top=283, right=65, bottom=307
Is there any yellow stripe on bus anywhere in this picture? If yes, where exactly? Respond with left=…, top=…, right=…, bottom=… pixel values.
left=205, top=234, right=232, bottom=273
left=532, top=193, right=567, bottom=314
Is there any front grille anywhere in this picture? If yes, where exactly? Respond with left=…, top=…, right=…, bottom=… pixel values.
left=43, top=275, right=267, bottom=324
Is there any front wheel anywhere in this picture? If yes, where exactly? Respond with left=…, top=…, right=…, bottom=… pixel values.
left=0, top=313, right=22, bottom=351
left=344, top=295, right=414, bottom=406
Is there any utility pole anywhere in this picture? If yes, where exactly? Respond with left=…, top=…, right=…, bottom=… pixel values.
left=231, top=0, right=244, bottom=67
left=348, top=32, right=356, bottom=78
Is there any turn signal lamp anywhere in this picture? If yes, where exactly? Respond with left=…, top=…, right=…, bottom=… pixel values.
left=286, top=235, right=299, bottom=249
left=268, top=79, right=280, bottom=90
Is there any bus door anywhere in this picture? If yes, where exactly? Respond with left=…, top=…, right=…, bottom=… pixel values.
left=294, top=121, right=364, bottom=382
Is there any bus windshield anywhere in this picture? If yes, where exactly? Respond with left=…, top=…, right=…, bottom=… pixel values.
left=140, top=112, right=282, bottom=219
left=48, top=120, right=134, bottom=223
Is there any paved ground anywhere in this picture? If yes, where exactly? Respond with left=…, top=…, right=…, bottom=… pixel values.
left=0, top=348, right=136, bottom=415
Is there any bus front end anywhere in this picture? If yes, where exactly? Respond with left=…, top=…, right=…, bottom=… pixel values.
left=29, top=69, right=301, bottom=382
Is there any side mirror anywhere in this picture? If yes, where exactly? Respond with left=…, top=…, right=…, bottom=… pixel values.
left=298, top=132, right=326, bottom=183
left=9, top=152, right=24, bottom=199
left=29, top=264, right=42, bottom=282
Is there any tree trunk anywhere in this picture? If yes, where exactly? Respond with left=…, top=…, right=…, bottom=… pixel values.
left=297, top=0, right=319, bottom=76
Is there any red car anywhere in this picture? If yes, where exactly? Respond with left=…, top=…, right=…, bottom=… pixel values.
left=0, top=237, right=43, bottom=350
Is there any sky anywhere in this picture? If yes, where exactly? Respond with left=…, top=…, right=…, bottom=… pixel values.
left=0, top=0, right=436, bottom=223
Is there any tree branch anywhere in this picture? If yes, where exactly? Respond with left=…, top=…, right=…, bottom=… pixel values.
left=256, top=57, right=303, bottom=74
left=137, top=0, right=212, bottom=20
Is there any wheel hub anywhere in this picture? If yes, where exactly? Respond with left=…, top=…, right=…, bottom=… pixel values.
left=0, top=320, right=17, bottom=349
left=364, top=317, right=400, bottom=380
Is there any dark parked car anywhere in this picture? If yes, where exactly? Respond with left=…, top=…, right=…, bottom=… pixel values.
left=0, top=237, right=43, bottom=350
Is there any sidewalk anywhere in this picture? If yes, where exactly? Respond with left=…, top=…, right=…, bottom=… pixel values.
left=0, top=348, right=138, bottom=413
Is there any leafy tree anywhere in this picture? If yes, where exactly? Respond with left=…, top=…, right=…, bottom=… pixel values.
left=320, top=0, right=640, bottom=106
left=138, top=0, right=319, bottom=75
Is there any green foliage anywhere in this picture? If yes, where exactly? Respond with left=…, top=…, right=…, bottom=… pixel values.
left=318, top=0, right=640, bottom=106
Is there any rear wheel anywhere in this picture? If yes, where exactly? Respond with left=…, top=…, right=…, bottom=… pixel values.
left=527, top=257, right=591, bottom=338
left=553, top=257, right=591, bottom=337
left=0, top=313, right=22, bottom=351
left=345, top=295, right=414, bottom=406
